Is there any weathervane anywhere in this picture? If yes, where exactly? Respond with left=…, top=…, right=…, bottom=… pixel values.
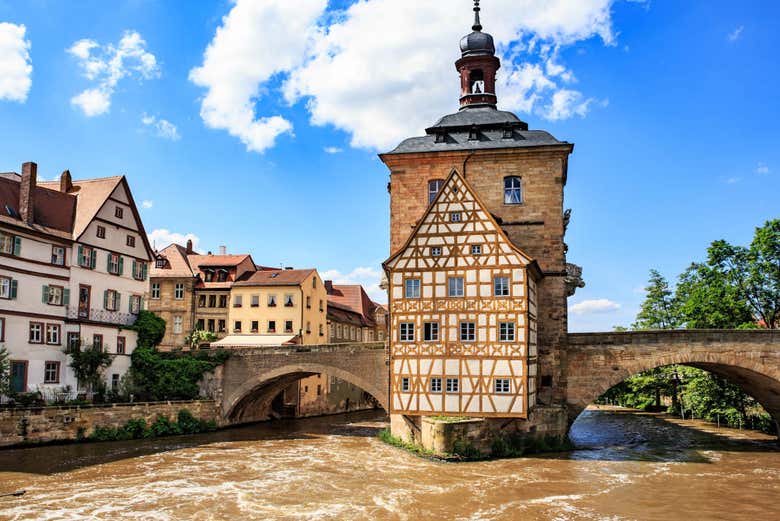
left=472, top=0, right=482, bottom=32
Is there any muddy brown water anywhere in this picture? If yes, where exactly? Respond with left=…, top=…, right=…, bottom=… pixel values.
left=0, top=406, right=778, bottom=520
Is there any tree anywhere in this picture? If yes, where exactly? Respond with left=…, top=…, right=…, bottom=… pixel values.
left=0, top=346, right=10, bottom=397
left=633, top=269, right=681, bottom=330
left=707, top=219, right=780, bottom=329
left=675, top=262, right=754, bottom=329
left=68, top=345, right=114, bottom=395
left=186, top=330, right=217, bottom=350
left=131, top=311, right=166, bottom=348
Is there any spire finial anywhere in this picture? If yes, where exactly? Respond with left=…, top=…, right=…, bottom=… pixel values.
left=472, top=0, right=482, bottom=32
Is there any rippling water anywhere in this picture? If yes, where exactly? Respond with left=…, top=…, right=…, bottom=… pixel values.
left=0, top=407, right=778, bottom=520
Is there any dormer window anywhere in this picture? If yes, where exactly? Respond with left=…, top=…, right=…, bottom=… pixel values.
left=217, top=270, right=228, bottom=282
left=428, top=179, right=444, bottom=203
left=468, top=126, right=479, bottom=141
left=434, top=132, right=446, bottom=144
left=502, top=125, right=514, bottom=139
left=504, top=176, right=522, bottom=205
left=155, top=257, right=165, bottom=268
left=204, top=270, right=214, bottom=282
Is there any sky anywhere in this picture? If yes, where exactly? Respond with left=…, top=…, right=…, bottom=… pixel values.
left=0, top=0, right=777, bottom=332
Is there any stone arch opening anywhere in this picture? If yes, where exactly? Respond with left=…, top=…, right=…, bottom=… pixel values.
left=223, top=364, right=389, bottom=425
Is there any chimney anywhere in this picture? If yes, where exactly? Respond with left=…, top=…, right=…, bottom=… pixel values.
left=19, top=162, right=37, bottom=225
left=59, top=170, right=72, bottom=193
left=325, top=280, right=334, bottom=294
left=186, top=239, right=193, bottom=254
left=219, top=245, right=227, bottom=255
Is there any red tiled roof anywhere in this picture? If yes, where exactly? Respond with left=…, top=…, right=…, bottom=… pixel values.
left=188, top=254, right=252, bottom=268
left=39, top=176, right=123, bottom=238
left=0, top=174, right=76, bottom=234
left=326, top=284, right=379, bottom=326
left=234, top=268, right=315, bottom=287
left=151, top=243, right=195, bottom=278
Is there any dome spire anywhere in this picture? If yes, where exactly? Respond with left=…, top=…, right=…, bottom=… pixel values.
left=472, top=0, right=482, bottom=32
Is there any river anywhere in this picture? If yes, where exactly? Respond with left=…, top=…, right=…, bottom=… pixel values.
left=0, top=406, right=778, bottom=520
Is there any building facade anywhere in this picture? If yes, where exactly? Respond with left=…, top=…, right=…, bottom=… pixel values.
left=0, top=163, right=152, bottom=397
left=325, top=282, right=385, bottom=343
left=381, top=5, right=575, bottom=438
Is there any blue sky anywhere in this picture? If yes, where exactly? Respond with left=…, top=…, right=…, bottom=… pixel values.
left=0, top=0, right=777, bottom=331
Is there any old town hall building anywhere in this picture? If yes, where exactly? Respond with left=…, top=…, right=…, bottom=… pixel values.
left=382, top=3, right=578, bottom=439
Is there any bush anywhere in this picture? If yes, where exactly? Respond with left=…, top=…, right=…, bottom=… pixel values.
left=88, top=410, right=215, bottom=442
left=451, top=439, right=483, bottom=460
left=149, top=414, right=181, bottom=437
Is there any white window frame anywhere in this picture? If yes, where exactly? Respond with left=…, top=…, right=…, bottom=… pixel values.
left=108, top=253, right=121, bottom=274
left=45, top=324, right=61, bottom=345
left=494, top=378, right=511, bottom=394
left=450, top=212, right=462, bottom=222
left=448, top=277, right=464, bottom=297
left=151, top=283, right=160, bottom=299
left=174, top=283, right=184, bottom=300
left=471, top=245, right=482, bottom=255
left=51, top=246, right=66, bottom=266
left=446, top=378, right=459, bottom=393
left=0, top=232, right=14, bottom=254
left=401, top=377, right=410, bottom=393
left=0, top=277, right=11, bottom=299
left=399, top=322, right=415, bottom=342
left=499, top=322, right=516, bottom=342
left=428, top=179, right=444, bottom=203
left=29, top=322, right=43, bottom=343
left=129, top=295, right=141, bottom=314
left=233, top=295, right=243, bottom=307
left=430, top=377, right=442, bottom=393
left=404, top=279, right=420, bottom=299
left=504, top=176, right=523, bottom=205
left=173, top=316, right=183, bottom=334
left=284, top=294, right=294, bottom=307
left=47, top=285, right=63, bottom=306
left=430, top=247, right=442, bottom=257
left=423, top=322, right=439, bottom=342
left=460, top=322, right=476, bottom=342
left=494, top=276, right=510, bottom=297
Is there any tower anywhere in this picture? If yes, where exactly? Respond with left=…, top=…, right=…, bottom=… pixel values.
left=381, top=1, right=576, bottom=448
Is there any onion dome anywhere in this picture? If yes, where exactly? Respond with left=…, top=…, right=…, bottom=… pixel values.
left=460, top=1, right=495, bottom=57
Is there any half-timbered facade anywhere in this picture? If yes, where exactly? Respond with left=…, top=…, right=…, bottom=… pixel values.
left=384, top=170, right=539, bottom=417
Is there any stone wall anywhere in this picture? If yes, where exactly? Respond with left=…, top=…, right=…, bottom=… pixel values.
left=0, top=400, right=218, bottom=448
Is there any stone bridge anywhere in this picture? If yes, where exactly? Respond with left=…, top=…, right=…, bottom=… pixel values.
left=211, top=330, right=780, bottom=430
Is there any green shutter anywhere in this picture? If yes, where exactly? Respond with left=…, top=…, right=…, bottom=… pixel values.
left=77, top=245, right=83, bottom=266
left=107, top=254, right=112, bottom=272
left=115, top=292, right=121, bottom=311
left=132, top=260, right=137, bottom=279
left=9, top=279, right=17, bottom=299
left=90, top=250, right=96, bottom=269
left=118, top=256, right=124, bottom=275
left=103, top=290, right=109, bottom=310
left=63, top=288, right=70, bottom=306
left=12, top=236, right=21, bottom=256
left=139, top=296, right=144, bottom=311
left=42, top=285, right=49, bottom=304
left=142, top=262, right=148, bottom=281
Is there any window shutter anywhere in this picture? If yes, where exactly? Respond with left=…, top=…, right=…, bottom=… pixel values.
left=139, top=296, right=144, bottom=311
left=63, top=288, right=70, bottom=306
left=132, top=260, right=137, bottom=279
left=42, top=285, right=49, bottom=304
left=77, top=245, right=83, bottom=266
left=12, top=236, right=21, bottom=256
left=103, top=290, right=109, bottom=310
left=9, top=279, right=17, bottom=299
left=142, top=262, right=148, bottom=281
left=90, top=250, right=97, bottom=269
left=107, top=254, right=112, bottom=272
left=115, top=292, right=121, bottom=311
left=118, top=256, right=124, bottom=275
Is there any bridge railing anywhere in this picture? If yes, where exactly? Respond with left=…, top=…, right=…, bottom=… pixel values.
left=567, top=329, right=779, bottom=347
left=214, top=341, right=387, bottom=355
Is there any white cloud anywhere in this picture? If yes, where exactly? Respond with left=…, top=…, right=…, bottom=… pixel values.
left=321, top=266, right=386, bottom=304
left=147, top=229, right=200, bottom=251
left=141, top=200, right=153, bottom=209
left=727, top=25, right=744, bottom=42
left=570, top=298, right=621, bottom=315
left=725, top=176, right=741, bottom=184
left=193, top=0, right=632, bottom=152
left=68, top=31, right=159, bottom=116
left=0, top=22, right=32, bottom=102
left=324, top=146, right=343, bottom=154
left=756, top=162, right=770, bottom=175
left=189, top=0, right=327, bottom=152
left=141, top=113, right=180, bottom=140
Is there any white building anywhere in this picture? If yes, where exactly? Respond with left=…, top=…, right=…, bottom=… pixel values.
left=0, top=162, right=153, bottom=398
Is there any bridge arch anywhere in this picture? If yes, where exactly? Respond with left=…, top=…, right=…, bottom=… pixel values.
left=565, top=331, right=780, bottom=431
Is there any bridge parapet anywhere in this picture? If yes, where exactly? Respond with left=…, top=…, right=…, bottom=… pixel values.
left=218, top=341, right=387, bottom=356
left=568, top=329, right=779, bottom=347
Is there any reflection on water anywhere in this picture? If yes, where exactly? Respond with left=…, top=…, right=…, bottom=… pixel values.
left=0, top=407, right=778, bottom=520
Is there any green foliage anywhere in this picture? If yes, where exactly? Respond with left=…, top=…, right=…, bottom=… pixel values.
left=490, top=433, right=575, bottom=459
left=67, top=345, right=113, bottom=394
left=187, top=330, right=218, bottom=350
left=0, top=346, right=10, bottom=396
left=676, top=263, right=754, bottom=329
left=126, top=346, right=229, bottom=401
left=88, top=409, right=216, bottom=442
left=377, top=428, right=435, bottom=457
left=633, top=269, right=681, bottom=330
left=451, top=439, right=483, bottom=460
left=130, top=310, right=167, bottom=349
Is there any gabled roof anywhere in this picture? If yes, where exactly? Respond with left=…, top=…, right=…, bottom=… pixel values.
left=39, top=176, right=123, bottom=238
left=151, top=243, right=195, bottom=278
left=326, top=283, right=379, bottom=326
left=383, top=168, right=535, bottom=273
left=0, top=174, right=76, bottom=235
left=233, top=268, right=315, bottom=287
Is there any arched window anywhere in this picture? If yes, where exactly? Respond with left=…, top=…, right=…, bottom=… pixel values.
left=504, top=176, right=522, bottom=205
left=428, top=179, right=444, bottom=203
left=469, top=69, right=485, bottom=94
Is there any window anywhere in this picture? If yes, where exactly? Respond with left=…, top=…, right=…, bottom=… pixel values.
left=423, top=322, right=439, bottom=342
left=0, top=277, right=17, bottom=299
left=499, top=322, right=516, bottom=342
left=209, top=295, right=217, bottom=308
left=133, top=260, right=147, bottom=281
left=51, top=246, right=66, bottom=266
left=93, top=334, right=103, bottom=351
left=44, top=361, right=60, bottom=384
left=268, top=294, right=277, bottom=307
left=448, top=277, right=464, bottom=297
left=196, top=319, right=205, bottom=330
left=78, top=246, right=95, bottom=269
left=219, top=295, right=228, bottom=308
left=428, top=179, right=444, bottom=203
left=46, top=324, right=61, bottom=345
left=446, top=378, right=459, bottom=393
left=494, top=276, right=510, bottom=297
left=107, top=253, right=122, bottom=275
left=430, top=377, right=442, bottom=393
left=67, top=332, right=80, bottom=352
left=204, top=270, right=214, bottom=282
left=285, top=320, right=293, bottom=333
left=401, top=377, right=410, bottom=392
left=155, top=257, right=165, bottom=268
left=198, top=295, right=207, bottom=308
left=104, top=289, right=120, bottom=311
left=233, top=295, right=243, bottom=307
left=251, top=295, right=260, bottom=307
left=96, top=225, right=106, bottom=239
left=117, top=336, right=126, bottom=355
left=126, top=235, right=135, bottom=247
left=495, top=379, right=511, bottom=394
left=29, top=322, right=43, bottom=343
left=319, top=324, right=324, bottom=336
left=319, top=299, right=324, bottom=312
left=217, top=270, right=228, bottom=282
left=268, top=320, right=276, bottom=333
left=115, top=206, right=124, bottom=218
left=218, top=320, right=226, bottom=333
left=399, top=322, right=415, bottom=342
left=405, top=279, right=420, bottom=299
left=251, top=321, right=259, bottom=333
left=174, top=284, right=184, bottom=300
left=111, top=374, right=120, bottom=391
left=504, top=176, right=522, bottom=205
left=313, top=277, right=317, bottom=289
left=471, top=245, right=482, bottom=255
left=306, top=296, right=311, bottom=309
left=0, top=232, right=21, bottom=255
left=129, top=295, right=142, bottom=314
left=306, top=321, right=311, bottom=334
left=431, top=247, right=442, bottom=257
left=284, top=294, right=294, bottom=307
left=207, top=319, right=216, bottom=332
left=151, top=283, right=160, bottom=299
left=0, top=318, right=4, bottom=342
left=173, top=316, right=183, bottom=334
left=460, top=322, right=476, bottom=342
left=44, top=285, right=65, bottom=306
left=234, top=321, right=242, bottom=332
left=450, top=212, right=462, bottom=222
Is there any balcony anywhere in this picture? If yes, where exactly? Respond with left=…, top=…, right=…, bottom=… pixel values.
left=66, top=307, right=138, bottom=326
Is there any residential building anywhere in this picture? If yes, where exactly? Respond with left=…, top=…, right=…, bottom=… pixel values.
left=325, top=282, right=386, bottom=343
left=0, top=163, right=152, bottom=397
left=148, top=241, right=197, bottom=350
